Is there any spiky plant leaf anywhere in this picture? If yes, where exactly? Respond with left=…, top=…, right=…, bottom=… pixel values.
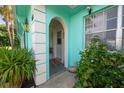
left=0, top=47, right=35, bottom=87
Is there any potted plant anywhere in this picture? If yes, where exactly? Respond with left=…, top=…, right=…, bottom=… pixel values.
left=0, top=47, right=35, bottom=88
left=68, top=66, right=77, bottom=73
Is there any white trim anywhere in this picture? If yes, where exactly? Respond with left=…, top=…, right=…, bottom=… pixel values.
left=107, top=17, right=117, bottom=21
left=53, top=30, right=57, bottom=58
left=116, top=5, right=123, bottom=50
left=60, top=19, right=68, bottom=68
left=86, top=29, right=117, bottom=34
left=64, top=26, right=68, bottom=68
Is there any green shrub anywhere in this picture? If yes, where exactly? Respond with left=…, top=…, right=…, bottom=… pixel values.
left=0, top=48, right=35, bottom=87
left=0, top=24, right=10, bottom=46
left=74, top=37, right=124, bottom=88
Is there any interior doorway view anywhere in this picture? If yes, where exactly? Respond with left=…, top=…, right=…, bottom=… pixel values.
left=49, top=18, right=66, bottom=77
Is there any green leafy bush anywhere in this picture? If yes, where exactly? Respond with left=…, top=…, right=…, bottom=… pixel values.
left=0, top=48, right=35, bottom=87
left=74, top=37, right=124, bottom=88
left=0, top=24, right=10, bottom=46
left=0, top=24, right=20, bottom=48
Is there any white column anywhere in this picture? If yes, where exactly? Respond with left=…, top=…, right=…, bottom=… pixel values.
left=116, top=5, right=123, bottom=50
left=32, top=5, right=47, bottom=86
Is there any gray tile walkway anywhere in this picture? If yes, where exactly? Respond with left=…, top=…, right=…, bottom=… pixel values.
left=50, top=61, right=65, bottom=77
left=38, top=71, right=76, bottom=88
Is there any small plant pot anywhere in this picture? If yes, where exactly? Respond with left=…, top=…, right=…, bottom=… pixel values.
left=0, top=78, right=23, bottom=88
left=0, top=82, right=10, bottom=88
left=68, top=66, right=77, bottom=73
left=0, top=82, right=18, bottom=88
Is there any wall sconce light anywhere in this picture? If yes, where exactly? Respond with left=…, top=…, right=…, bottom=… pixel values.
left=24, top=18, right=29, bottom=32
left=87, top=6, right=92, bottom=15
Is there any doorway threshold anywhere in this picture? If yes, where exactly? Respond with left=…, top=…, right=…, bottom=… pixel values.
left=50, top=68, right=66, bottom=79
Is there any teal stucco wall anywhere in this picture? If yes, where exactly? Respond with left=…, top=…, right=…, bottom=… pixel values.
left=15, top=5, right=32, bottom=49
left=69, top=5, right=109, bottom=66
left=15, top=5, right=111, bottom=80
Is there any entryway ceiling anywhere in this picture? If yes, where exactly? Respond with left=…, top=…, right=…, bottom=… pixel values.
left=67, top=5, right=87, bottom=15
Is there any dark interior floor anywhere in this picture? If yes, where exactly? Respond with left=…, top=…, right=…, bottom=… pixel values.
left=50, top=60, right=66, bottom=78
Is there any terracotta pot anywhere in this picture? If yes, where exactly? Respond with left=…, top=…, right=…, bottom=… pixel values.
left=0, top=82, right=10, bottom=88
left=0, top=78, right=23, bottom=88
left=68, top=66, right=77, bottom=73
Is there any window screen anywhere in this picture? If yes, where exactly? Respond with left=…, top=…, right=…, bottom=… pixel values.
left=122, top=30, right=124, bottom=49
left=122, top=6, right=124, bottom=27
left=106, top=30, right=116, bottom=50
left=106, top=7, right=118, bottom=30
left=106, top=7, right=118, bottom=19
left=122, top=16, right=124, bottom=27
left=107, top=19, right=117, bottom=29
left=122, top=6, right=124, bottom=49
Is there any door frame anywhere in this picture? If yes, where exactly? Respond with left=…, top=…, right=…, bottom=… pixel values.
left=49, top=17, right=68, bottom=68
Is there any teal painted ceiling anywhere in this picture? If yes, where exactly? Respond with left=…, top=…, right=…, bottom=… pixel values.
left=15, top=5, right=87, bottom=17
left=67, top=5, right=87, bottom=15
left=15, top=5, right=31, bottom=17
left=46, top=5, right=87, bottom=16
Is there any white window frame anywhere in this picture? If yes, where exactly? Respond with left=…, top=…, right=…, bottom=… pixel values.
left=116, top=5, right=123, bottom=50
left=121, top=6, right=124, bottom=49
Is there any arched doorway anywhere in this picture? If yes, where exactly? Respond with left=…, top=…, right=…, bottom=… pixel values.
left=49, top=17, right=67, bottom=77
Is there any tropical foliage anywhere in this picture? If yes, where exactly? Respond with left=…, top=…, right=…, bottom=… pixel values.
left=74, top=37, right=124, bottom=88
left=0, top=48, right=35, bottom=87
left=0, top=5, right=15, bottom=47
left=0, top=24, right=9, bottom=46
